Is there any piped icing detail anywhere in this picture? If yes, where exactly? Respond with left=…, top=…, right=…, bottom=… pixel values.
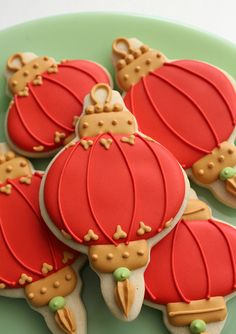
left=44, top=84, right=186, bottom=247
left=6, top=55, right=111, bottom=155
left=145, top=218, right=236, bottom=304
left=0, top=171, right=77, bottom=288
left=118, top=38, right=236, bottom=169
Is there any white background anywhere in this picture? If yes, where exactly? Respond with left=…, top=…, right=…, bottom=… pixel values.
left=0, top=0, right=235, bottom=44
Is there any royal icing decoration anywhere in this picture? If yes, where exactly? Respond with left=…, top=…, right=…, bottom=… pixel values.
left=6, top=52, right=111, bottom=156
left=41, top=83, right=188, bottom=320
left=0, top=148, right=83, bottom=334
left=145, top=198, right=236, bottom=334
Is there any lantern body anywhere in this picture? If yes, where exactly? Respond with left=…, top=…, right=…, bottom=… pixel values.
left=43, top=133, right=186, bottom=246
left=6, top=60, right=111, bottom=156
left=145, top=219, right=236, bottom=305
left=0, top=173, right=76, bottom=289
left=124, top=60, right=236, bottom=168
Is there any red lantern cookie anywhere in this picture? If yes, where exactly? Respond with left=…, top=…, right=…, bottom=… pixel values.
left=5, top=52, right=112, bottom=157
left=0, top=144, right=86, bottom=334
left=40, top=83, right=190, bottom=321
left=145, top=196, right=236, bottom=334
left=112, top=37, right=236, bottom=208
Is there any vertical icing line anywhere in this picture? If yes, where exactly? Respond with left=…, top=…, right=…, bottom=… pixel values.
left=57, top=141, right=84, bottom=243
left=34, top=173, right=59, bottom=269
left=13, top=96, right=55, bottom=147
left=42, top=76, right=84, bottom=106
left=8, top=177, right=58, bottom=269
left=86, top=133, right=119, bottom=245
left=59, top=63, right=102, bottom=85
left=0, top=217, right=42, bottom=275
left=145, top=282, right=158, bottom=302
left=141, top=77, right=210, bottom=154
left=165, top=62, right=236, bottom=125
left=171, top=221, right=190, bottom=303
left=28, top=84, right=74, bottom=131
left=110, top=133, right=137, bottom=244
left=150, top=71, right=220, bottom=145
left=183, top=220, right=211, bottom=299
left=137, top=134, right=168, bottom=231
left=208, top=219, right=236, bottom=289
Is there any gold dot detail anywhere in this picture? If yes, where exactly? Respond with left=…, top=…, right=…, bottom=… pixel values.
left=145, top=58, right=152, bottom=65
left=12, top=80, right=18, bottom=87
left=20, top=161, right=27, bottom=167
left=107, top=253, right=114, bottom=260
left=23, top=71, right=29, bottom=77
left=83, top=122, right=89, bottom=129
left=198, top=169, right=204, bottom=175
left=122, top=252, right=130, bottom=259
left=54, top=281, right=60, bottom=288
left=123, top=74, right=129, bottom=81
left=112, top=120, right=118, bottom=126
left=208, top=162, right=214, bottom=169
left=127, top=120, right=133, bottom=125
left=40, top=287, right=47, bottom=294
left=28, top=293, right=34, bottom=299
left=33, top=63, right=39, bottom=69
left=6, top=165, right=13, bottom=173
left=43, top=57, right=49, bottom=61
left=156, top=53, right=161, bottom=58
left=218, top=155, right=225, bottom=162
left=65, top=274, right=72, bottom=281
left=137, top=250, right=144, bottom=256
left=98, top=121, right=104, bottom=126
left=135, top=66, right=141, bottom=72
left=92, top=254, right=98, bottom=261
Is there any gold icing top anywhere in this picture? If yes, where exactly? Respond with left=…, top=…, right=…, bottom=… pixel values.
left=182, top=199, right=212, bottom=221
left=7, top=53, right=56, bottom=94
left=112, top=37, right=166, bottom=91
left=0, top=148, right=32, bottom=184
left=77, top=83, right=138, bottom=138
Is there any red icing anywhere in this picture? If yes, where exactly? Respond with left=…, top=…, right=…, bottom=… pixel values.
left=43, top=133, right=186, bottom=246
left=0, top=173, right=77, bottom=288
left=7, top=60, right=110, bottom=154
left=144, top=219, right=236, bottom=304
left=124, top=60, right=236, bottom=168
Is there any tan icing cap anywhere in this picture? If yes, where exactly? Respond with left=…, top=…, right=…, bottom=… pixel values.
left=112, top=37, right=166, bottom=91
left=7, top=52, right=56, bottom=95
left=77, top=83, right=138, bottom=138
left=0, top=143, right=32, bottom=184
left=182, top=198, right=212, bottom=221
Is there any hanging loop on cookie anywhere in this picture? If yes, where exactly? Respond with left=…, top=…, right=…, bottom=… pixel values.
left=90, top=83, right=112, bottom=105
left=7, top=53, right=27, bottom=72
left=85, top=83, right=123, bottom=114
left=112, top=37, right=133, bottom=58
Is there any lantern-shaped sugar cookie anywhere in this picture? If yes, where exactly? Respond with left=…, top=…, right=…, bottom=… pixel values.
left=145, top=197, right=236, bottom=334
left=112, top=37, right=236, bottom=208
left=40, top=83, right=189, bottom=321
left=5, top=52, right=112, bottom=157
left=0, top=145, right=86, bottom=334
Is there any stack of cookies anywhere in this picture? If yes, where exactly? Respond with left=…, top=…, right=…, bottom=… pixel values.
left=0, top=37, right=236, bottom=334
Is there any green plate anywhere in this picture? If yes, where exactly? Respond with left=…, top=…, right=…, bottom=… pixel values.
left=0, top=12, right=236, bottom=334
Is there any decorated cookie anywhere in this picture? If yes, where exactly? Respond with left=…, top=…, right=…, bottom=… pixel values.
left=5, top=52, right=112, bottom=157
left=112, top=37, right=236, bottom=208
left=0, top=144, right=86, bottom=334
left=144, top=194, right=236, bottom=334
left=40, top=83, right=190, bottom=321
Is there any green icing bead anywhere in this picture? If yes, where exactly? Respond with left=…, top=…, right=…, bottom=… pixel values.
left=190, top=319, right=206, bottom=334
left=219, top=167, right=236, bottom=181
left=113, top=267, right=131, bottom=281
left=48, top=296, right=66, bottom=312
